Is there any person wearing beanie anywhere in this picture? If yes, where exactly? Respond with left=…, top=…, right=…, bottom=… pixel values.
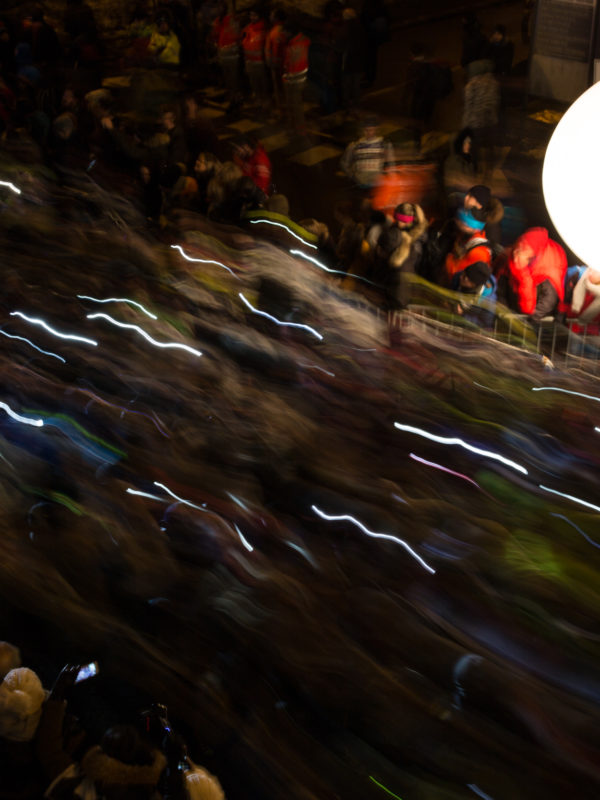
left=505, top=227, right=567, bottom=322
left=450, top=260, right=497, bottom=327
left=0, top=642, right=21, bottom=681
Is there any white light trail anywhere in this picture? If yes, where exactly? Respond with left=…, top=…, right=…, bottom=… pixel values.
left=532, top=386, right=600, bottom=402
left=290, top=248, right=382, bottom=286
left=0, top=180, right=21, bottom=195
left=238, top=292, right=323, bottom=341
left=298, top=361, right=335, bottom=377
left=126, top=488, right=169, bottom=503
left=249, top=218, right=318, bottom=248
left=170, top=244, right=238, bottom=277
left=86, top=313, right=202, bottom=357
left=394, top=422, right=528, bottom=475
left=233, top=523, right=254, bottom=552
left=153, top=481, right=206, bottom=511
left=539, top=484, right=600, bottom=513
left=0, top=402, right=43, bottom=427
left=77, top=295, right=157, bottom=320
left=10, top=312, right=98, bottom=346
left=0, top=329, right=65, bottom=362
left=311, top=504, right=435, bottom=574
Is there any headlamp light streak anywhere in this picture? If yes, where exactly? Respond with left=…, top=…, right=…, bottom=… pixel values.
left=409, top=453, right=480, bottom=489
left=532, top=386, right=600, bottom=402
left=550, top=513, right=600, bottom=549
left=86, top=313, right=202, bottom=357
left=467, top=784, right=495, bottom=800
left=0, top=329, right=66, bottom=362
left=234, top=523, right=254, bottom=552
left=170, top=244, right=238, bottom=277
left=0, top=402, right=43, bottom=427
left=238, top=293, right=323, bottom=341
left=311, top=505, right=435, bottom=574
left=298, top=361, right=335, bottom=377
left=77, top=295, right=157, bottom=320
left=10, top=312, right=98, bottom=346
left=249, top=218, right=318, bottom=248
left=289, top=248, right=383, bottom=287
left=394, top=423, right=528, bottom=475
left=540, top=484, right=600, bottom=514
left=0, top=180, right=21, bottom=194
left=126, top=488, right=169, bottom=503
left=153, top=481, right=207, bottom=511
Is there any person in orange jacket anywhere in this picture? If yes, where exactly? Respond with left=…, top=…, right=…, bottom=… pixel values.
left=242, top=7, right=268, bottom=112
left=212, top=3, right=242, bottom=112
left=506, top=227, right=567, bottom=322
left=281, top=19, right=310, bottom=136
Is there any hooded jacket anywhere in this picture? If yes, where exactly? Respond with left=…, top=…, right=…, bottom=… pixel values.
left=508, top=228, right=567, bottom=315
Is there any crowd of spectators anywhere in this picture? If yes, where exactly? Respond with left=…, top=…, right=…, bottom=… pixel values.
left=0, top=1, right=595, bottom=339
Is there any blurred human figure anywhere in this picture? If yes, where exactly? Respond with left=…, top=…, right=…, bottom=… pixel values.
left=265, top=7, right=287, bottom=116
left=213, top=3, right=242, bottom=113
left=505, top=228, right=567, bottom=322
left=231, top=135, right=272, bottom=194
left=489, top=24, right=514, bottom=76
left=339, top=7, right=366, bottom=117
left=375, top=202, right=429, bottom=309
left=443, top=127, right=477, bottom=194
left=361, top=0, right=390, bottom=86
left=450, top=260, right=498, bottom=326
left=242, top=6, right=268, bottom=113
left=461, top=12, right=488, bottom=68
left=462, top=59, right=500, bottom=179
left=148, top=13, right=181, bottom=66
left=281, top=19, right=310, bottom=136
left=340, top=116, right=393, bottom=190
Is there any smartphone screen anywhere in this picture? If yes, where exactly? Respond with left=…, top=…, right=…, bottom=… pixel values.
left=75, top=662, right=98, bottom=683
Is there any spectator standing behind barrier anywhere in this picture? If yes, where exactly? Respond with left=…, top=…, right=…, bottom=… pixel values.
left=462, top=59, right=500, bottom=180
left=265, top=8, right=287, bottom=117
left=242, top=7, right=268, bottom=114
left=281, top=20, right=310, bottom=137
left=213, top=3, right=242, bottom=114
left=450, top=260, right=497, bottom=327
left=376, top=202, right=429, bottom=310
left=340, top=116, right=394, bottom=189
left=148, top=14, right=181, bottom=67
left=504, top=228, right=567, bottom=322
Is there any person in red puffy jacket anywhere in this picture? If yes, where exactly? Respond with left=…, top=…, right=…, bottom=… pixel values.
left=232, top=135, right=272, bottom=194
left=507, top=227, right=567, bottom=322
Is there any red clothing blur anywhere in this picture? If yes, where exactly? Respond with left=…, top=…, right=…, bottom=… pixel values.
left=242, top=20, right=266, bottom=62
left=213, top=14, right=241, bottom=52
left=508, top=228, right=567, bottom=315
left=235, top=144, right=272, bottom=194
left=283, top=33, right=310, bottom=81
left=265, top=23, right=286, bottom=69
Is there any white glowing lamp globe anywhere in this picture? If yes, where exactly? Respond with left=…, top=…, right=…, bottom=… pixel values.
left=543, top=81, right=600, bottom=267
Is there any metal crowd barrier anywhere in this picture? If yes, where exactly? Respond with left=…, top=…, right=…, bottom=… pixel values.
left=403, top=305, right=600, bottom=377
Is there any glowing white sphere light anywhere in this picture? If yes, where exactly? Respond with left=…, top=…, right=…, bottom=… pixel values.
left=543, top=81, right=600, bottom=267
